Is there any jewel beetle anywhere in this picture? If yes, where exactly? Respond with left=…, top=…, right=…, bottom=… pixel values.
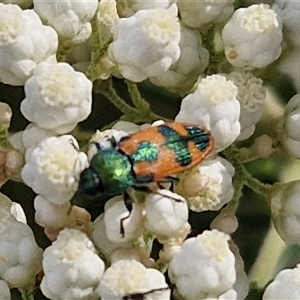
left=79, top=122, right=214, bottom=195
left=78, top=122, right=214, bottom=233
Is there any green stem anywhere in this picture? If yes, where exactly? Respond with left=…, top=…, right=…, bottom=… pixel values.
left=224, top=175, right=244, bottom=214
left=56, top=37, right=77, bottom=63
left=86, top=16, right=101, bottom=81
left=19, top=288, right=34, bottom=300
left=95, top=79, right=138, bottom=116
left=154, top=259, right=168, bottom=273
left=244, top=173, right=271, bottom=195
left=0, top=126, right=12, bottom=149
left=126, top=80, right=151, bottom=111
left=125, top=80, right=166, bottom=123
left=86, top=15, right=113, bottom=81
left=236, top=147, right=259, bottom=163
left=94, top=79, right=166, bottom=124
left=224, top=146, right=272, bottom=197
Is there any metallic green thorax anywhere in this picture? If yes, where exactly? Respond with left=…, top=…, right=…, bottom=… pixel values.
left=89, top=148, right=135, bottom=194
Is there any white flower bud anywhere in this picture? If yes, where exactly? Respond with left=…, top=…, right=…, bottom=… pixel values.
left=10, top=202, right=27, bottom=224
left=112, top=120, right=143, bottom=133
left=159, top=244, right=181, bottom=264
left=281, top=94, right=300, bottom=158
left=268, top=180, right=300, bottom=245
left=175, top=74, right=240, bottom=151
left=97, top=0, right=119, bottom=30
left=274, top=1, right=300, bottom=47
left=98, top=260, right=170, bottom=300
left=263, top=264, right=300, bottom=299
left=22, top=135, right=88, bottom=204
left=144, top=190, right=188, bottom=237
left=168, top=230, right=236, bottom=300
left=21, top=62, right=92, bottom=134
left=33, top=0, right=98, bottom=43
left=34, top=195, right=71, bottom=229
left=110, top=247, right=154, bottom=267
left=103, top=196, right=144, bottom=243
left=0, top=148, right=24, bottom=182
left=0, top=3, right=58, bottom=86
left=119, top=0, right=175, bottom=17
left=251, top=135, right=274, bottom=159
left=0, top=207, right=43, bottom=288
left=210, top=212, right=238, bottom=235
left=87, top=128, right=129, bottom=160
left=42, top=205, right=91, bottom=242
left=92, top=213, right=132, bottom=259
left=0, top=192, right=26, bottom=223
left=203, top=289, right=237, bottom=300
left=178, top=0, right=234, bottom=29
left=275, top=48, right=300, bottom=93
left=41, top=229, right=105, bottom=300
left=230, top=242, right=249, bottom=300
left=222, top=4, right=282, bottom=68
left=226, top=71, right=266, bottom=140
left=0, top=102, right=12, bottom=127
left=108, top=5, right=180, bottom=82
left=175, top=157, right=235, bottom=212
left=150, top=23, right=209, bottom=93
left=0, top=279, right=11, bottom=300
left=21, top=124, right=56, bottom=152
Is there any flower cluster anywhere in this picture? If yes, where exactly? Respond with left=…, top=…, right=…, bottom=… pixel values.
left=1, top=0, right=300, bottom=299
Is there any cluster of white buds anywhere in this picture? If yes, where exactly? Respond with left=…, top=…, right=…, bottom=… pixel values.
left=2, top=0, right=300, bottom=299
left=0, top=192, right=42, bottom=292
left=33, top=0, right=98, bottom=45
left=0, top=3, right=58, bottom=85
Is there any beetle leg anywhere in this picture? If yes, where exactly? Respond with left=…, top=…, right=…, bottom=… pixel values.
left=165, top=176, right=179, bottom=182
left=132, top=185, right=152, bottom=193
left=134, top=185, right=183, bottom=203
left=156, top=176, right=178, bottom=191
left=120, top=191, right=133, bottom=237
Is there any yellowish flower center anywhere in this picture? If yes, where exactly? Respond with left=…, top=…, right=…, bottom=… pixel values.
left=241, top=4, right=279, bottom=33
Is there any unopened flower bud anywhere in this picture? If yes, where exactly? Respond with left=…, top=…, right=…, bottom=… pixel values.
left=251, top=135, right=274, bottom=159
left=4, top=149, right=24, bottom=175
left=268, top=180, right=300, bottom=245
left=0, top=279, right=10, bottom=300
left=67, top=205, right=92, bottom=235
left=263, top=264, right=300, bottom=299
left=176, top=157, right=234, bottom=212
left=0, top=102, right=12, bottom=128
left=98, top=260, right=170, bottom=300
left=159, top=244, right=181, bottom=263
left=281, top=94, right=300, bottom=158
left=222, top=4, right=282, bottom=68
left=168, top=230, right=236, bottom=300
left=104, top=196, right=144, bottom=243
left=110, top=247, right=154, bottom=267
left=210, top=212, right=239, bottom=234
left=144, top=190, right=188, bottom=237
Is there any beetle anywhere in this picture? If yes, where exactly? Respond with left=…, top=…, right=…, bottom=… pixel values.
left=78, top=122, right=214, bottom=234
